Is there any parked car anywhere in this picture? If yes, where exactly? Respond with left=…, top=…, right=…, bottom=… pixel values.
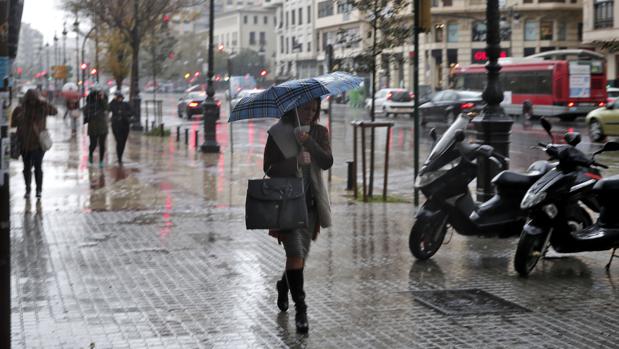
left=364, top=88, right=415, bottom=118
left=230, top=88, right=264, bottom=109
left=607, top=87, right=619, bottom=104
left=419, top=90, right=483, bottom=125
left=177, top=91, right=207, bottom=119
left=108, top=85, right=130, bottom=101
left=586, top=98, right=619, bottom=142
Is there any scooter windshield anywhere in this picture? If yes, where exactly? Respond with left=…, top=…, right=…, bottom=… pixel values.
left=425, top=114, right=469, bottom=165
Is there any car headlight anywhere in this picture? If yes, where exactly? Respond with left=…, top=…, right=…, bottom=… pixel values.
left=521, top=191, right=547, bottom=210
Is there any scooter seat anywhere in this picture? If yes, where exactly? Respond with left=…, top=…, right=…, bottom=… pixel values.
left=493, top=171, right=542, bottom=188
left=593, top=175, right=619, bottom=194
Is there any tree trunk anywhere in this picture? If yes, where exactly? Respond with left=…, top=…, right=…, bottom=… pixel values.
left=130, top=41, right=140, bottom=100
left=116, top=78, right=123, bottom=91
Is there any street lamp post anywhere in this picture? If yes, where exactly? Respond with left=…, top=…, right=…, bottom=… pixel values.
left=73, top=14, right=79, bottom=85
left=62, top=23, right=68, bottom=66
left=81, top=27, right=96, bottom=98
left=472, top=0, right=513, bottom=201
left=201, top=0, right=221, bottom=153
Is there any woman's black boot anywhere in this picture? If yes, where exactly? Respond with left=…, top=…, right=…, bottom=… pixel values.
left=286, top=269, right=308, bottom=333
left=276, top=271, right=289, bottom=312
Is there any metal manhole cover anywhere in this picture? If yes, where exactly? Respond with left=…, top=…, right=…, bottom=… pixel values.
left=411, top=289, right=530, bottom=315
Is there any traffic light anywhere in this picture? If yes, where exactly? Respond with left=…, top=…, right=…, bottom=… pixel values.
left=80, top=63, right=88, bottom=70
left=218, top=43, right=224, bottom=52
left=90, top=68, right=97, bottom=75
left=259, top=69, right=268, bottom=77
left=184, top=73, right=190, bottom=79
left=194, top=71, right=200, bottom=77
left=419, top=0, right=432, bottom=33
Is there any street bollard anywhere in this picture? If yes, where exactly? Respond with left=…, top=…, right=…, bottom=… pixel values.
left=160, top=123, right=164, bottom=137
left=176, top=126, right=180, bottom=142
left=185, top=128, right=189, bottom=146
left=194, top=130, right=199, bottom=148
left=346, top=161, right=354, bottom=191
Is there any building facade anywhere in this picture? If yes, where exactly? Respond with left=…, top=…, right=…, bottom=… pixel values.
left=423, top=0, right=584, bottom=89
left=213, top=7, right=277, bottom=71
left=268, top=0, right=319, bottom=80
left=15, top=23, right=44, bottom=79
left=583, top=0, right=618, bottom=86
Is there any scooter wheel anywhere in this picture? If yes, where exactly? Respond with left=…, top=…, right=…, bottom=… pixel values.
left=409, top=213, right=448, bottom=260
left=514, top=231, right=546, bottom=277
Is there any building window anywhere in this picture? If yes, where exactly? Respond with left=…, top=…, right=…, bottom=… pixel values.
left=594, top=0, right=614, bottom=29
left=524, top=20, right=538, bottom=41
left=337, top=1, right=352, bottom=13
left=442, top=0, right=453, bottom=6
left=540, top=20, right=553, bottom=40
left=280, top=36, right=284, bottom=53
left=318, top=1, right=334, bottom=18
left=264, top=16, right=268, bottom=25
left=232, top=32, right=238, bottom=46
left=472, top=21, right=486, bottom=42
left=307, top=42, right=311, bottom=52
left=285, top=11, right=288, bottom=28
left=434, top=24, right=444, bottom=42
left=250, top=32, right=256, bottom=45
left=307, top=5, right=311, bottom=23
left=577, top=22, right=583, bottom=41
left=286, top=37, right=289, bottom=53
left=524, top=47, right=536, bottom=56
left=244, top=16, right=248, bottom=24
left=299, top=8, right=303, bottom=25
left=292, top=9, right=296, bottom=25
left=254, top=16, right=258, bottom=25
left=259, top=32, right=266, bottom=45
left=447, top=23, right=459, bottom=42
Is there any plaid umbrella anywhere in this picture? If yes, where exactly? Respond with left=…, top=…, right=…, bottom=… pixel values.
left=228, top=71, right=364, bottom=122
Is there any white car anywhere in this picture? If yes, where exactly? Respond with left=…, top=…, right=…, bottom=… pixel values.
left=608, top=87, right=619, bottom=104
left=365, top=88, right=415, bottom=117
left=230, top=88, right=264, bottom=109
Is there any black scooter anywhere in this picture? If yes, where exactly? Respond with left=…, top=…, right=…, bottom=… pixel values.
left=514, top=122, right=619, bottom=276
left=409, top=114, right=553, bottom=260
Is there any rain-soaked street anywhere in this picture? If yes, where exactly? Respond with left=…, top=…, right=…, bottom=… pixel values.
left=9, top=97, right=619, bottom=348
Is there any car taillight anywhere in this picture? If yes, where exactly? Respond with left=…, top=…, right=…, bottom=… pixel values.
left=386, top=92, right=392, bottom=100
left=598, top=101, right=606, bottom=107
left=188, top=102, right=199, bottom=107
left=460, top=102, right=475, bottom=109
left=567, top=101, right=575, bottom=107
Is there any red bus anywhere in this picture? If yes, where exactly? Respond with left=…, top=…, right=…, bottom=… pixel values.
left=453, top=49, right=607, bottom=121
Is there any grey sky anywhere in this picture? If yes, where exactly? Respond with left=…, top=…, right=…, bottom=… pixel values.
left=22, top=0, right=76, bottom=43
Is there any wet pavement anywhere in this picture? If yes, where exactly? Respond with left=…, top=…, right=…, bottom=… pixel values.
left=9, top=99, right=619, bottom=348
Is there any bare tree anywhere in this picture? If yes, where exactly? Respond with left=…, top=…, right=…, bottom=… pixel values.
left=62, top=0, right=204, bottom=101
left=103, top=29, right=132, bottom=90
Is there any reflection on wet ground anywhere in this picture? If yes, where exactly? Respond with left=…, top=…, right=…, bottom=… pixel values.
left=9, top=108, right=619, bottom=348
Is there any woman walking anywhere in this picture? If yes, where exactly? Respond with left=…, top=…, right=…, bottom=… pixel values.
left=83, top=89, right=109, bottom=167
left=263, top=98, right=333, bottom=333
left=12, top=89, right=58, bottom=199
left=109, top=92, right=134, bottom=164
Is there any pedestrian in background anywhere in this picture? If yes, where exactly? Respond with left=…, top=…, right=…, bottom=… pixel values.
left=109, top=92, right=134, bottom=164
left=263, top=98, right=333, bottom=334
left=64, top=98, right=80, bottom=135
left=83, top=89, right=109, bottom=167
left=11, top=89, right=58, bottom=199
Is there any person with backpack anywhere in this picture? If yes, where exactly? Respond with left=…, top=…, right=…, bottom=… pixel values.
left=108, top=92, right=134, bottom=164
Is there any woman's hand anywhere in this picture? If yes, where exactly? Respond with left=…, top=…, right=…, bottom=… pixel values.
left=298, top=151, right=311, bottom=165
left=294, top=129, right=310, bottom=143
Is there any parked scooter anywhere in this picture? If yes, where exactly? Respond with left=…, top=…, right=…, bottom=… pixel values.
left=409, top=114, right=554, bottom=260
left=514, top=120, right=619, bottom=276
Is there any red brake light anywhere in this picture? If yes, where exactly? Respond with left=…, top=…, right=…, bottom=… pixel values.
left=461, top=102, right=475, bottom=109
left=598, top=101, right=606, bottom=107
left=386, top=92, right=392, bottom=100
left=568, top=101, right=575, bottom=107
left=188, top=102, right=199, bottom=107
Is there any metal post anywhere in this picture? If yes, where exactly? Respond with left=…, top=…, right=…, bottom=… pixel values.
left=74, top=13, right=79, bottom=85
left=194, top=130, right=199, bottom=148
left=361, top=124, right=367, bottom=202
left=369, top=127, right=375, bottom=198
left=185, top=128, right=189, bottom=145
left=160, top=123, right=164, bottom=137
left=413, top=0, right=421, bottom=206
left=176, top=126, right=180, bottom=142
left=369, top=0, right=377, bottom=122
left=200, top=0, right=221, bottom=153
left=353, top=122, right=358, bottom=198
left=130, top=0, right=143, bottom=131
left=383, top=125, right=392, bottom=200
left=326, top=44, right=333, bottom=182
left=472, top=0, right=513, bottom=202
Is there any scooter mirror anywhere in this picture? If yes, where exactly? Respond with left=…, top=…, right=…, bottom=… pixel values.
left=602, top=141, right=619, bottom=153
left=454, top=130, right=465, bottom=143
left=564, top=132, right=581, bottom=146
left=429, top=128, right=437, bottom=142
left=540, top=117, right=553, bottom=142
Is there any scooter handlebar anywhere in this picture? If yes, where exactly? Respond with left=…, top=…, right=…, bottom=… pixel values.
left=592, top=161, right=609, bottom=169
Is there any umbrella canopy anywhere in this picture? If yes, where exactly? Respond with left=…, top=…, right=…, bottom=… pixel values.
left=228, top=71, right=363, bottom=122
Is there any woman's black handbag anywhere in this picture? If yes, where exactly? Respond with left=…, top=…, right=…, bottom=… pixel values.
left=9, top=132, right=20, bottom=159
left=245, top=177, right=308, bottom=230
